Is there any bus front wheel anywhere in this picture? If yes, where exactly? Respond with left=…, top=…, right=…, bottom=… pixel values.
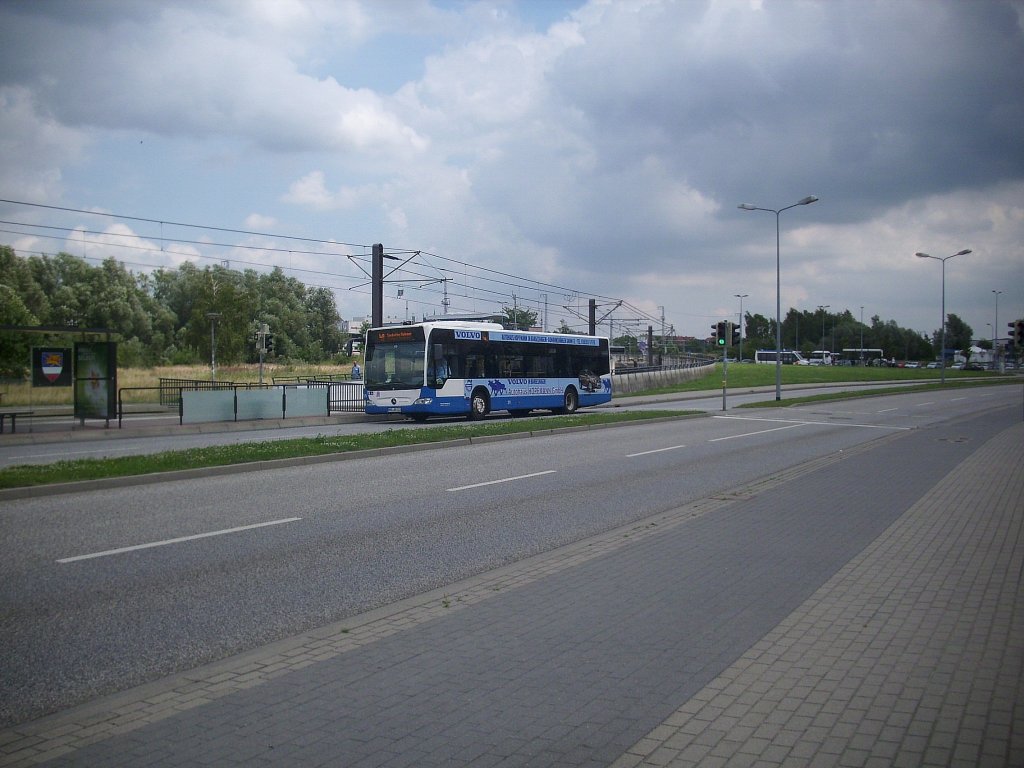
left=468, top=389, right=490, bottom=420
left=556, top=387, right=579, bottom=415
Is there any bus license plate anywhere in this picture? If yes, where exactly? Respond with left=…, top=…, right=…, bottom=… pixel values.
left=388, top=407, right=402, bottom=413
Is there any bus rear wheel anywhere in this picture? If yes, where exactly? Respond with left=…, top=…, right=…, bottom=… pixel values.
left=555, top=387, right=578, bottom=415
left=468, top=389, right=490, bottom=420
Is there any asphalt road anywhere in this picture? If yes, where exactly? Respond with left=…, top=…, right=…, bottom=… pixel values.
left=0, top=383, right=1019, bottom=728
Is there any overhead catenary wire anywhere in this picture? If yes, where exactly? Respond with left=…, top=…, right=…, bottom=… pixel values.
left=0, top=198, right=689, bottom=336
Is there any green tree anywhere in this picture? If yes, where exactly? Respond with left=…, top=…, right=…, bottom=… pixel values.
left=501, top=305, right=539, bottom=330
left=303, top=286, right=343, bottom=360
left=743, top=312, right=774, bottom=351
left=0, top=284, right=38, bottom=377
left=1, top=246, right=49, bottom=322
left=942, top=313, right=973, bottom=354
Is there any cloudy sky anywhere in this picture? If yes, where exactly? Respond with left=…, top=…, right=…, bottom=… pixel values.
left=1, top=0, right=1022, bottom=343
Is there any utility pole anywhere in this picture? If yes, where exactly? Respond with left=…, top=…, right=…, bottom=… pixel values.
left=206, top=312, right=221, bottom=382
left=734, top=294, right=748, bottom=362
left=659, top=306, right=666, bottom=363
left=371, top=243, right=384, bottom=328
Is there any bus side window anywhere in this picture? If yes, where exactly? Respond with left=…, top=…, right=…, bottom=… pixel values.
left=554, top=349, right=571, bottom=378
left=528, top=355, right=552, bottom=377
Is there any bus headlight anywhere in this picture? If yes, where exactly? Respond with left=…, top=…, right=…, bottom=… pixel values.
left=413, top=397, right=433, bottom=405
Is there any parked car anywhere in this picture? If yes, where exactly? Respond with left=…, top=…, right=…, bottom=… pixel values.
left=964, top=362, right=985, bottom=371
left=925, top=362, right=940, bottom=369
left=904, top=361, right=920, bottom=369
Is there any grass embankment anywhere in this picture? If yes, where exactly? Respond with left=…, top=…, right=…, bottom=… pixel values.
left=0, top=410, right=698, bottom=490
left=632, top=362, right=1003, bottom=396
left=628, top=361, right=1017, bottom=407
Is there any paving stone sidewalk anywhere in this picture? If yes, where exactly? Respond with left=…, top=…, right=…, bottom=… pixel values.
left=614, top=420, right=1024, bottom=767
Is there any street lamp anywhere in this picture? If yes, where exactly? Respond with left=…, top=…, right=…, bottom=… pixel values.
left=992, top=289, right=1002, bottom=367
left=915, top=249, right=971, bottom=383
left=739, top=196, right=819, bottom=400
left=734, top=294, right=748, bottom=362
left=860, top=306, right=864, bottom=365
left=206, top=312, right=221, bottom=382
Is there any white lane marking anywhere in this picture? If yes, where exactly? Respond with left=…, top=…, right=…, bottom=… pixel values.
left=915, top=402, right=934, bottom=407
left=448, top=470, right=556, bottom=492
left=714, top=415, right=839, bottom=426
left=57, top=517, right=302, bottom=564
left=877, top=407, right=898, bottom=413
left=713, top=415, right=910, bottom=431
left=627, top=445, right=687, bottom=457
left=709, top=423, right=807, bottom=442
left=951, top=397, right=967, bottom=401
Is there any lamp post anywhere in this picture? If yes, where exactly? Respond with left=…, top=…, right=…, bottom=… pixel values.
left=739, top=196, right=819, bottom=400
left=734, top=294, right=748, bottom=362
left=915, top=249, right=971, bottom=383
left=206, top=312, right=221, bottom=382
left=860, top=306, right=864, bottom=365
left=992, top=289, right=1002, bottom=369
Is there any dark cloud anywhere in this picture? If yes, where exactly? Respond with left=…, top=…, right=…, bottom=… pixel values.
left=1, top=0, right=1021, bottom=336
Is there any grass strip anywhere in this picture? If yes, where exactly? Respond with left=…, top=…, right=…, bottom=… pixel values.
left=624, top=364, right=1003, bottom=396
left=0, top=410, right=699, bottom=490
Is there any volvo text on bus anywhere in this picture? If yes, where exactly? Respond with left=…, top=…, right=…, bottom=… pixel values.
left=363, top=321, right=612, bottom=420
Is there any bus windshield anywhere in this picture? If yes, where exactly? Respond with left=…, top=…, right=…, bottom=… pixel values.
left=365, top=331, right=426, bottom=390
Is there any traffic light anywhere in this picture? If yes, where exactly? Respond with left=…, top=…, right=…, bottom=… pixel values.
left=265, top=333, right=275, bottom=354
left=731, top=322, right=741, bottom=347
left=1011, top=319, right=1024, bottom=347
left=716, top=321, right=728, bottom=346
left=711, top=323, right=720, bottom=346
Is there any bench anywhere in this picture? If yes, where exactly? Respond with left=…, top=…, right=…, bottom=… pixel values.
left=0, top=411, right=34, bottom=434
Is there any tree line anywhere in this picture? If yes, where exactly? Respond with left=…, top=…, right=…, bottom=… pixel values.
left=1, top=246, right=349, bottom=376
left=614, top=307, right=977, bottom=363
left=1, top=246, right=981, bottom=378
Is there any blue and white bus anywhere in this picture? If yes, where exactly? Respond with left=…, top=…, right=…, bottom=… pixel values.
left=364, top=321, right=612, bottom=420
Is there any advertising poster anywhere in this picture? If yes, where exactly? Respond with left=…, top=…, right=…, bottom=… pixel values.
left=74, top=342, right=117, bottom=420
left=31, top=347, right=73, bottom=387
